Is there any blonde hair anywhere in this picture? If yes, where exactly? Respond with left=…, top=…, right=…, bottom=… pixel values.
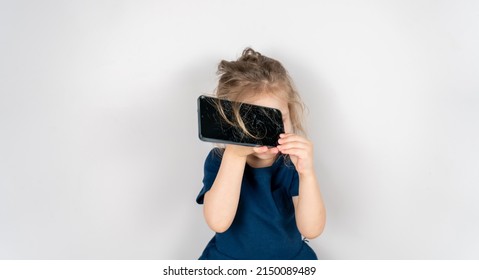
left=213, top=47, right=306, bottom=140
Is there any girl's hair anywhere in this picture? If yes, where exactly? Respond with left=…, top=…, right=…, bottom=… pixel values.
left=213, top=47, right=306, bottom=139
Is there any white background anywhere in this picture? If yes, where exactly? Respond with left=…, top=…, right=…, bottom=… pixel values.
left=1, top=0, right=478, bottom=259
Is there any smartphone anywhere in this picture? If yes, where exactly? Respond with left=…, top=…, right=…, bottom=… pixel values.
left=197, top=95, right=284, bottom=147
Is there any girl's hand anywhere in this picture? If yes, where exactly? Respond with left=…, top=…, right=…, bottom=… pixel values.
left=225, top=144, right=276, bottom=158
left=277, top=133, right=315, bottom=176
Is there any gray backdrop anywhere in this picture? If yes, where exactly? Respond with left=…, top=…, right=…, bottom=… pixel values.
left=1, top=0, right=478, bottom=259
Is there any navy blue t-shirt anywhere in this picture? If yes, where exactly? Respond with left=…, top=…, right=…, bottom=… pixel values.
left=196, top=148, right=317, bottom=260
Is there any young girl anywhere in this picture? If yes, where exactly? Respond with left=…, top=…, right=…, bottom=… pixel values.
left=196, top=48, right=326, bottom=260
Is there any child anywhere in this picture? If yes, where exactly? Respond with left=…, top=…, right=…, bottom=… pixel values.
left=196, top=48, right=326, bottom=260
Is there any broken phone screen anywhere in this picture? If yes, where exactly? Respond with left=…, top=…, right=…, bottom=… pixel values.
left=197, top=95, right=284, bottom=147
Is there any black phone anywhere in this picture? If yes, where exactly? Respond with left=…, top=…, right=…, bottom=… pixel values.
left=197, top=95, right=284, bottom=147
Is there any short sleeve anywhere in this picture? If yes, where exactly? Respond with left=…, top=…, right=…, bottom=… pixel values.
left=289, top=169, right=300, bottom=197
left=196, top=148, right=223, bottom=204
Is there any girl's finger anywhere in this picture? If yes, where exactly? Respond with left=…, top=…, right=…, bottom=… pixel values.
left=253, top=146, right=268, bottom=153
left=253, top=146, right=279, bottom=154
left=277, top=141, right=309, bottom=151
left=267, top=147, right=279, bottom=154
left=279, top=148, right=307, bottom=159
left=278, top=134, right=310, bottom=144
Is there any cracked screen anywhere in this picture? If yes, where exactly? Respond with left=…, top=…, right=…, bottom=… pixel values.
left=198, top=95, right=284, bottom=147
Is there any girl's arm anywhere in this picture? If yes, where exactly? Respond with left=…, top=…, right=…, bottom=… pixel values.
left=292, top=174, right=326, bottom=239
left=203, top=147, right=247, bottom=233
left=203, top=145, right=273, bottom=233
left=277, top=133, right=326, bottom=239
